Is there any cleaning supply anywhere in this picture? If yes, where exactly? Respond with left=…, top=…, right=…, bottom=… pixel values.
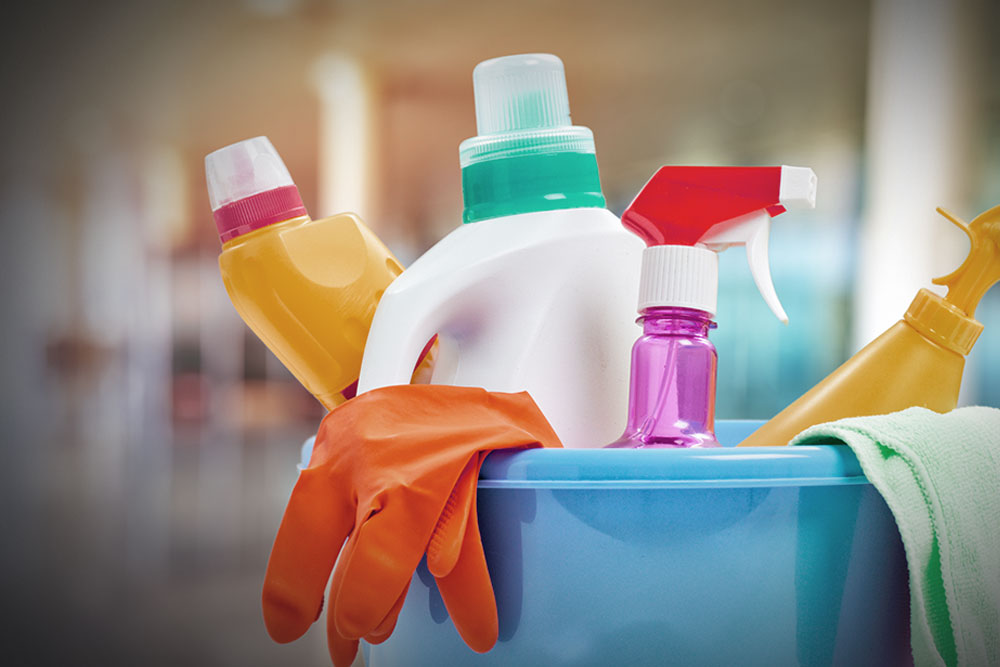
left=791, top=406, right=1000, bottom=667
left=356, top=53, right=644, bottom=449
left=261, top=385, right=563, bottom=667
left=740, top=204, right=1000, bottom=447
left=607, top=166, right=817, bottom=448
left=206, top=137, right=432, bottom=409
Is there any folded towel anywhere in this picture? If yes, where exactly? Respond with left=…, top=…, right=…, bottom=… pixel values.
left=791, top=406, right=1000, bottom=667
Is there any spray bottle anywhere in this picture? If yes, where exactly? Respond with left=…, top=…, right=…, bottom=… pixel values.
left=740, top=204, right=1000, bottom=447
left=607, top=166, right=817, bottom=448
left=206, top=137, right=432, bottom=410
left=356, top=54, right=644, bottom=448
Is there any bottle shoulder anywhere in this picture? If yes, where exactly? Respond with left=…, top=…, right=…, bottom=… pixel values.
left=220, top=214, right=401, bottom=290
left=385, top=207, right=642, bottom=295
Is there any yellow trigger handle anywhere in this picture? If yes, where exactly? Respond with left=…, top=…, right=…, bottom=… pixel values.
left=932, top=205, right=1000, bottom=318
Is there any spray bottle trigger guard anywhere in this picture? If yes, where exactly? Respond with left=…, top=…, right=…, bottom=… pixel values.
left=701, top=213, right=788, bottom=324
left=744, top=218, right=789, bottom=324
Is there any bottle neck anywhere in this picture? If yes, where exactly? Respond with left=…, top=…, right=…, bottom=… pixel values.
left=460, top=151, right=605, bottom=224
left=639, top=306, right=716, bottom=337
left=904, top=288, right=982, bottom=356
left=213, top=185, right=308, bottom=244
left=220, top=213, right=310, bottom=251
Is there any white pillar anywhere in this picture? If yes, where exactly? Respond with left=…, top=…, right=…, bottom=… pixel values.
left=313, top=53, right=375, bottom=224
left=855, top=0, right=977, bottom=354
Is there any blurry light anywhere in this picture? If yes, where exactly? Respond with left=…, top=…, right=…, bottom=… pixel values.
left=142, top=145, right=188, bottom=251
left=855, top=0, right=971, bottom=350
left=312, top=53, right=372, bottom=221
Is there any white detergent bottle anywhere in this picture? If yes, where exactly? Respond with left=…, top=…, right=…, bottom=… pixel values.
left=357, top=54, right=643, bottom=448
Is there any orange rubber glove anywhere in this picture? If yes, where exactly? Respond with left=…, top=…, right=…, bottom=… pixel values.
left=261, top=385, right=562, bottom=666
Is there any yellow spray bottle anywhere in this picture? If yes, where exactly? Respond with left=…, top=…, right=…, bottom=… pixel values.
left=206, top=137, right=432, bottom=410
left=740, top=204, right=1000, bottom=447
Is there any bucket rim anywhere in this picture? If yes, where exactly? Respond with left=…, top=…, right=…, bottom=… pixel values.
left=479, top=420, right=864, bottom=489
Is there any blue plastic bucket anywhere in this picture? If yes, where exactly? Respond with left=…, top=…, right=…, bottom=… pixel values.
left=363, top=421, right=910, bottom=666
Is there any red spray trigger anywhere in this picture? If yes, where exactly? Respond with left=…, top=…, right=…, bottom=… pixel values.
left=621, top=166, right=817, bottom=323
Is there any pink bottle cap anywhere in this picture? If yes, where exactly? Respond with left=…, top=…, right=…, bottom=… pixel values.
left=205, top=137, right=308, bottom=244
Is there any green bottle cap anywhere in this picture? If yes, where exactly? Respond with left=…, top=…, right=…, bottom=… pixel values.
left=459, top=54, right=605, bottom=223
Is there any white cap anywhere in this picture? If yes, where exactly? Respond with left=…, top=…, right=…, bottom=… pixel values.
left=638, top=246, right=719, bottom=316
left=459, top=54, right=595, bottom=167
left=472, top=53, right=571, bottom=134
left=205, top=136, right=294, bottom=211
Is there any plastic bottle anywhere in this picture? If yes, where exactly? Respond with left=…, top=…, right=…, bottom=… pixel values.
left=606, top=307, right=721, bottom=448
left=356, top=54, right=644, bottom=448
left=206, top=137, right=428, bottom=410
left=739, top=204, right=1000, bottom=447
left=607, top=166, right=817, bottom=448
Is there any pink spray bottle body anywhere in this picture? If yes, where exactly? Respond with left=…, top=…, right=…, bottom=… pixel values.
left=608, top=166, right=818, bottom=449
left=608, top=306, right=719, bottom=448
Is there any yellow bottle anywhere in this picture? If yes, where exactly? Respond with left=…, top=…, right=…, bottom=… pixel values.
left=206, top=137, right=426, bottom=410
left=739, top=204, right=1000, bottom=447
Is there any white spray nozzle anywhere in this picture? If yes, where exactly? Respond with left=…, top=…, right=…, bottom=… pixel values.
left=778, top=166, right=818, bottom=209
left=699, top=166, right=817, bottom=324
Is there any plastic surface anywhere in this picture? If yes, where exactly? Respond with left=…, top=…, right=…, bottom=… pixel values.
left=461, top=151, right=604, bottom=224
left=459, top=54, right=603, bottom=223
left=460, top=54, right=595, bottom=168
left=207, top=137, right=435, bottom=409
left=472, top=53, right=570, bottom=135
left=363, top=421, right=910, bottom=666
left=637, top=245, right=718, bottom=315
left=607, top=307, right=720, bottom=449
left=933, top=205, right=1000, bottom=318
left=357, top=206, right=644, bottom=449
left=740, top=204, right=1000, bottom=447
left=206, top=137, right=309, bottom=243
left=219, top=212, right=404, bottom=409
left=623, top=165, right=817, bottom=322
left=206, top=136, right=295, bottom=210
left=263, top=386, right=561, bottom=666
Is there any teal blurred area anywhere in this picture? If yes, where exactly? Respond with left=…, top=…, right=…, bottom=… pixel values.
left=0, top=0, right=998, bottom=664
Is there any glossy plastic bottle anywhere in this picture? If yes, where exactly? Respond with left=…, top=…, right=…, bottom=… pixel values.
left=739, top=205, right=1000, bottom=447
left=606, top=166, right=816, bottom=449
left=357, top=54, right=643, bottom=448
left=207, top=137, right=422, bottom=409
left=607, top=307, right=720, bottom=448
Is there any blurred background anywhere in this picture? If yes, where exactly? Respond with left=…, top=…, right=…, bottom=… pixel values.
left=0, top=0, right=997, bottom=664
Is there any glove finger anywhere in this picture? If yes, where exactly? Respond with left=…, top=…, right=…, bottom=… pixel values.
left=365, top=579, right=411, bottom=644
left=332, top=507, right=431, bottom=639
left=327, top=544, right=408, bottom=659
left=263, top=466, right=353, bottom=644
left=435, top=458, right=498, bottom=654
left=327, top=585, right=407, bottom=667
left=426, top=456, right=478, bottom=577
left=325, top=527, right=364, bottom=666
left=327, top=629, right=360, bottom=667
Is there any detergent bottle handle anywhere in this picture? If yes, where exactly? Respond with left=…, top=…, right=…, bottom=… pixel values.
left=356, top=292, right=453, bottom=394
left=701, top=210, right=788, bottom=324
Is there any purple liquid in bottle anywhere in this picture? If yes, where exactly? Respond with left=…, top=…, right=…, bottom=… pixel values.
left=607, top=306, right=721, bottom=448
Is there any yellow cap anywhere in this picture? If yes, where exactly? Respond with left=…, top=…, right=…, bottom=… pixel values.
left=904, top=288, right=983, bottom=356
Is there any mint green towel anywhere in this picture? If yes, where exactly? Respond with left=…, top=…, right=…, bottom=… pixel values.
left=791, top=406, right=1000, bottom=667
